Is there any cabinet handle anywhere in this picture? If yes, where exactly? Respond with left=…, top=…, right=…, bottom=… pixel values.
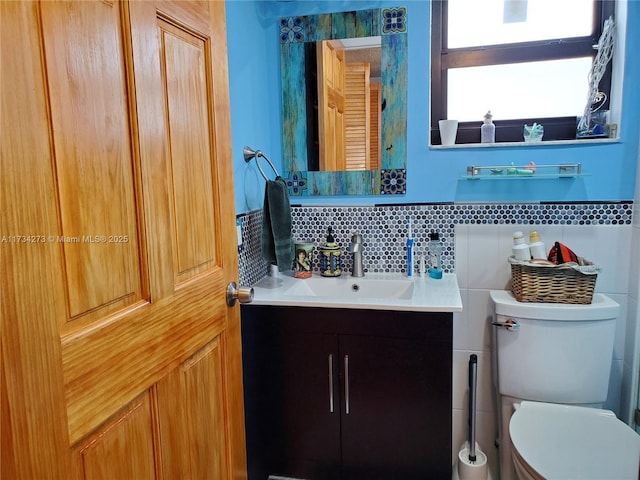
left=344, top=355, right=350, bottom=415
left=328, top=354, right=334, bottom=413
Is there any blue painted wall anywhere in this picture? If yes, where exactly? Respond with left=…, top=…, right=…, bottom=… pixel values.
left=226, top=0, right=640, bottom=214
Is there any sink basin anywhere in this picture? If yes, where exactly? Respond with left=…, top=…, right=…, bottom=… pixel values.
left=250, top=272, right=463, bottom=312
left=283, top=275, right=414, bottom=299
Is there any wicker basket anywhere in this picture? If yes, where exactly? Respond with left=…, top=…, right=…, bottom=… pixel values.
left=509, top=256, right=600, bottom=304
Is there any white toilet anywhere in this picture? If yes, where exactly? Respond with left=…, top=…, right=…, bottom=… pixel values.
left=490, top=290, right=640, bottom=480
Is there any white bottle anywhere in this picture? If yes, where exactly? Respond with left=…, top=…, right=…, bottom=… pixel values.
left=529, top=230, right=547, bottom=260
left=418, top=254, right=426, bottom=277
left=512, top=231, right=530, bottom=261
left=481, top=110, right=495, bottom=143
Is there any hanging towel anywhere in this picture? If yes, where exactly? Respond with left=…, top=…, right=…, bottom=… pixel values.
left=261, top=176, right=294, bottom=271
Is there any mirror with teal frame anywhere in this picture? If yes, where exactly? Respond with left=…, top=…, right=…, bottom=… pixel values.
left=279, top=7, right=408, bottom=196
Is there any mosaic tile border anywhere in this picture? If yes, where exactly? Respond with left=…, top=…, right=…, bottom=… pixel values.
left=380, top=169, right=406, bottom=195
left=382, top=7, right=407, bottom=34
left=238, top=202, right=634, bottom=286
left=279, top=17, right=304, bottom=43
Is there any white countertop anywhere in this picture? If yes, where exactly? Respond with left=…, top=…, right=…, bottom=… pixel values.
left=249, top=272, right=463, bottom=313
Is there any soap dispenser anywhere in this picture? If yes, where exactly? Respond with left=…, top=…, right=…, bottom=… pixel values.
left=427, top=232, right=443, bottom=279
left=481, top=110, right=495, bottom=143
left=318, top=226, right=342, bottom=277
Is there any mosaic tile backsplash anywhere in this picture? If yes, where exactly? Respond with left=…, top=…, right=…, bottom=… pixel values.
left=237, top=202, right=633, bottom=286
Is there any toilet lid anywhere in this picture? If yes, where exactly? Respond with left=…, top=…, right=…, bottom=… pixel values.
left=510, top=401, right=640, bottom=479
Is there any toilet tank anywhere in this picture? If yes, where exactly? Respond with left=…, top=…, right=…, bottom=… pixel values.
left=490, top=290, right=619, bottom=405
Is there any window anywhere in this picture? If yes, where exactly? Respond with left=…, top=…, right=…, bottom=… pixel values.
left=431, top=0, right=614, bottom=144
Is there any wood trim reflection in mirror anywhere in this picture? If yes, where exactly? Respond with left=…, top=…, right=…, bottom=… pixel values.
left=279, top=7, right=407, bottom=196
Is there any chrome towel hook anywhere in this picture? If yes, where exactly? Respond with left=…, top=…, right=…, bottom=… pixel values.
left=243, top=146, right=279, bottom=181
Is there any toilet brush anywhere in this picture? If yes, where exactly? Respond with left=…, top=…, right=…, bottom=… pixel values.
left=452, top=355, right=491, bottom=480
left=468, top=355, right=478, bottom=463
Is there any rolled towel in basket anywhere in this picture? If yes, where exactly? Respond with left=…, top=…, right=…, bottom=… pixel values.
left=548, top=241, right=580, bottom=265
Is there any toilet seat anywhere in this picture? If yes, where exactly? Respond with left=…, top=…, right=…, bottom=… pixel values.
left=509, top=401, right=640, bottom=479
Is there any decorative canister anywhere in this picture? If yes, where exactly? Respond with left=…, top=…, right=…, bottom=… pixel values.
left=293, top=242, right=314, bottom=279
left=319, top=227, right=342, bottom=277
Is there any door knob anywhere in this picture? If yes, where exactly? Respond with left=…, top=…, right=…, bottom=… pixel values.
left=226, top=282, right=254, bottom=307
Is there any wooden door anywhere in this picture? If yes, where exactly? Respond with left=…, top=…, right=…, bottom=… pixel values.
left=1, top=1, right=246, bottom=479
left=317, top=40, right=346, bottom=171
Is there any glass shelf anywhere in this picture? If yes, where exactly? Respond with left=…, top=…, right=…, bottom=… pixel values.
left=431, top=137, right=618, bottom=150
left=463, top=163, right=587, bottom=180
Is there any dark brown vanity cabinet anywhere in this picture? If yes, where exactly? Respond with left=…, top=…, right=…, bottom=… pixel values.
left=241, top=306, right=452, bottom=480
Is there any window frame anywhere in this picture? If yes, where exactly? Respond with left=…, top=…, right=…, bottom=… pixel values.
left=430, top=0, right=614, bottom=145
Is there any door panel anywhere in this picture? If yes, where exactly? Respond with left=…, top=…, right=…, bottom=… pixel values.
left=1, top=1, right=245, bottom=478
left=73, top=393, right=157, bottom=480
left=156, top=339, right=227, bottom=479
left=159, top=19, right=218, bottom=284
left=41, top=0, right=144, bottom=322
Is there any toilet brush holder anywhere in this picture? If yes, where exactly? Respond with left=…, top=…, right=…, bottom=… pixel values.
left=453, top=354, right=492, bottom=480
left=456, top=441, right=489, bottom=480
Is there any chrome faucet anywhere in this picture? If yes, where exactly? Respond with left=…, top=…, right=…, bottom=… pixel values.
left=348, top=232, right=364, bottom=277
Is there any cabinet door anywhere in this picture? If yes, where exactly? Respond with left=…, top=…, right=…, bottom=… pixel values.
left=242, top=307, right=453, bottom=480
left=279, top=329, right=342, bottom=480
left=339, top=334, right=452, bottom=480
left=242, top=310, right=341, bottom=480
